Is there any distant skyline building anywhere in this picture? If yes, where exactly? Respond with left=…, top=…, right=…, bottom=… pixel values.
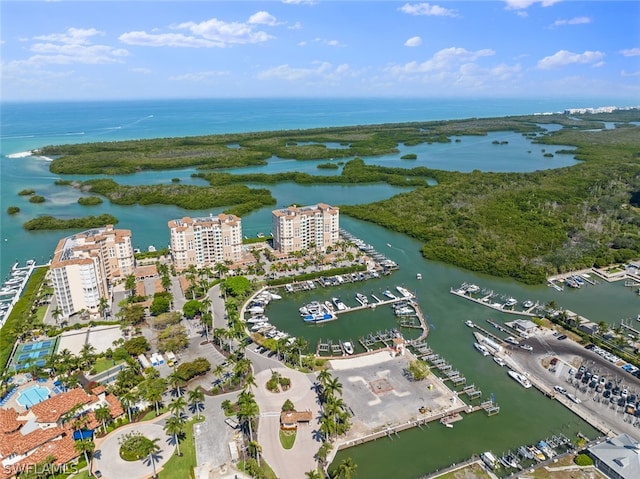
left=271, top=203, right=339, bottom=255
left=50, top=225, right=134, bottom=318
left=168, top=214, right=243, bottom=271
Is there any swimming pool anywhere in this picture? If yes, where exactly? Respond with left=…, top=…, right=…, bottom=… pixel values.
left=16, top=385, right=50, bottom=409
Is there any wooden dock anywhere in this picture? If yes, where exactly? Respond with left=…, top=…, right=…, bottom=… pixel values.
left=450, top=285, right=537, bottom=317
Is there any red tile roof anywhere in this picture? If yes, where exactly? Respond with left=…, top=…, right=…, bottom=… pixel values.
left=28, top=388, right=94, bottom=424
left=0, top=408, right=22, bottom=434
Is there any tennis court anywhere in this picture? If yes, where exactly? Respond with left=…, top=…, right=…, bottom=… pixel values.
left=9, top=338, right=58, bottom=371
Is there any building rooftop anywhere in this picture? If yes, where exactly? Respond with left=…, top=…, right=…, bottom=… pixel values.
left=589, top=434, right=640, bottom=479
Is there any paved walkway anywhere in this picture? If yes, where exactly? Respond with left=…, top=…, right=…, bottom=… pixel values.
left=93, top=418, right=175, bottom=479
left=252, top=366, right=321, bottom=479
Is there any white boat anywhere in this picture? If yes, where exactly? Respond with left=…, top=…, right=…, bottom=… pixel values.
left=396, top=286, right=412, bottom=298
left=342, top=341, right=354, bottom=355
left=416, top=273, right=422, bottom=280
left=466, top=284, right=480, bottom=294
left=481, top=451, right=498, bottom=470
left=474, top=343, right=490, bottom=356
left=248, top=306, right=264, bottom=314
left=267, top=291, right=282, bottom=300
left=246, top=315, right=269, bottom=323
left=504, top=336, right=520, bottom=346
left=251, top=322, right=269, bottom=331
left=324, top=301, right=336, bottom=312
left=465, top=320, right=475, bottom=328
left=382, top=290, right=397, bottom=300
left=522, top=300, right=534, bottom=309
left=504, top=297, right=518, bottom=307
left=386, top=243, right=392, bottom=247
left=493, top=356, right=506, bottom=367
left=508, top=370, right=532, bottom=388
left=355, top=293, right=369, bottom=305
left=332, top=297, right=347, bottom=311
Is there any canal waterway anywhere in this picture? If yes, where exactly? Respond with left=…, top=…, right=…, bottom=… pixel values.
left=1, top=98, right=637, bottom=477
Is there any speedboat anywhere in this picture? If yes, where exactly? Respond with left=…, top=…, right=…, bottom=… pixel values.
left=508, top=370, right=532, bottom=388
left=504, top=297, right=518, bottom=307
left=481, top=451, right=498, bottom=470
left=342, top=341, right=354, bottom=355
left=382, top=290, right=397, bottom=300
left=474, top=343, right=490, bottom=356
left=493, top=356, right=506, bottom=367
left=528, top=445, right=546, bottom=462
left=466, top=284, right=480, bottom=294
left=396, top=286, right=412, bottom=298
left=465, top=320, right=475, bottom=328
left=251, top=322, right=269, bottom=331
left=324, top=301, right=336, bottom=312
left=504, top=336, right=520, bottom=346
left=416, top=273, right=422, bottom=280
left=267, top=291, right=282, bottom=300
left=248, top=306, right=264, bottom=314
left=537, top=440, right=556, bottom=459
left=355, top=293, right=368, bottom=305
left=522, top=300, right=534, bottom=309
left=332, top=297, right=347, bottom=311
left=499, top=453, right=520, bottom=469
left=246, top=315, right=269, bottom=323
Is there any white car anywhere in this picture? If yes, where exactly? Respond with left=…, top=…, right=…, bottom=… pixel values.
left=554, top=385, right=567, bottom=395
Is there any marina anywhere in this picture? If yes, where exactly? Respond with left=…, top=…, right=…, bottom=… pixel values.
left=0, top=260, right=37, bottom=328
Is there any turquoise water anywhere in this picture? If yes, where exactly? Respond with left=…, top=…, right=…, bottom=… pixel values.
left=16, top=385, right=50, bottom=409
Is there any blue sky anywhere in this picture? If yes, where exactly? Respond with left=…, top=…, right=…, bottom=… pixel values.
left=1, top=1, right=639, bottom=101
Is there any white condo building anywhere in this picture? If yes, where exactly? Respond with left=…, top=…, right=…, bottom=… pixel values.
left=168, top=214, right=243, bottom=271
left=272, top=203, right=339, bottom=254
left=50, top=225, right=135, bottom=318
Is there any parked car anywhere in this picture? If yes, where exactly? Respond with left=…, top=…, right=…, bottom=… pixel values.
left=557, top=334, right=567, bottom=340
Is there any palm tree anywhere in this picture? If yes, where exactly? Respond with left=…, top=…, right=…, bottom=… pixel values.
left=168, top=371, right=185, bottom=397
left=52, top=307, right=63, bottom=325
left=243, top=373, right=257, bottom=392
left=163, top=415, right=185, bottom=456
left=94, top=404, right=112, bottom=434
left=74, top=438, right=95, bottom=470
left=187, top=388, right=205, bottom=421
left=79, top=343, right=96, bottom=371
left=293, top=337, right=309, bottom=367
left=139, top=436, right=162, bottom=479
left=98, top=297, right=110, bottom=320
left=333, top=457, right=357, bottom=479
left=305, top=470, right=323, bottom=479
left=120, top=390, right=139, bottom=423
left=125, top=274, right=136, bottom=298
left=237, top=390, right=259, bottom=442
left=168, top=396, right=187, bottom=418
left=316, top=441, right=333, bottom=469
left=213, top=364, right=225, bottom=391
left=317, top=369, right=332, bottom=388
left=323, top=377, right=343, bottom=403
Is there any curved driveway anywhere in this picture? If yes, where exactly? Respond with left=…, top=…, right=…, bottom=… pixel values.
left=93, top=420, right=175, bottom=479
left=252, top=364, right=322, bottom=479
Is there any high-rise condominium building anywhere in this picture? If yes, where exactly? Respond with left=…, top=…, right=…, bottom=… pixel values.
left=50, top=225, right=135, bottom=318
left=168, top=214, right=243, bottom=271
left=272, top=203, right=339, bottom=254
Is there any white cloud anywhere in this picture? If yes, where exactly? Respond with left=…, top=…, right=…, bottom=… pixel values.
left=13, top=28, right=129, bottom=66
left=550, top=16, right=591, bottom=28
left=504, top=0, right=561, bottom=10
left=281, top=0, right=315, bottom=4
left=258, top=61, right=351, bottom=81
left=620, top=48, right=640, bottom=57
left=537, top=50, right=605, bottom=69
left=405, top=36, right=422, bottom=47
left=120, top=16, right=274, bottom=48
left=120, top=31, right=223, bottom=48
left=130, top=67, right=152, bottom=74
left=288, top=22, right=303, bottom=30
left=400, top=3, right=458, bottom=17
left=621, top=70, right=640, bottom=77
left=169, top=71, right=230, bottom=81
left=312, top=37, right=344, bottom=47
left=389, top=47, right=495, bottom=74
left=248, top=11, right=279, bottom=26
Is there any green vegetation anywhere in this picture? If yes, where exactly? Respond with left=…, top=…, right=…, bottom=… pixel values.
left=175, top=358, right=211, bottom=381
left=0, top=267, right=48, bottom=369
left=71, top=178, right=275, bottom=217
left=43, top=115, right=553, bottom=175
left=23, top=214, right=118, bottom=231
left=7, top=206, right=20, bottom=215
left=158, top=418, right=200, bottom=479
left=54, top=179, right=72, bottom=186
left=317, top=162, right=339, bottom=169
left=344, top=123, right=640, bottom=284
left=574, top=454, right=594, bottom=466
left=279, top=429, right=296, bottom=449
left=29, top=195, right=46, bottom=203
left=18, top=188, right=35, bottom=196
left=400, top=153, right=417, bottom=160
left=134, top=247, right=169, bottom=260
left=77, top=195, right=103, bottom=206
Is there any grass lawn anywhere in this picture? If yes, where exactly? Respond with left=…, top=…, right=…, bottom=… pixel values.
left=92, top=357, right=123, bottom=374
left=157, top=417, right=203, bottom=479
left=279, top=429, right=296, bottom=449
left=140, top=406, right=168, bottom=421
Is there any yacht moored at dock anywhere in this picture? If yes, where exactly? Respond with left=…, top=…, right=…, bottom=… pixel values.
left=332, top=297, right=348, bottom=311
left=493, top=356, right=506, bottom=367
left=342, top=341, right=354, bottom=355
left=474, top=342, right=490, bottom=356
left=355, top=292, right=369, bottom=305
left=396, top=286, right=413, bottom=298
left=508, top=370, right=532, bottom=388
left=465, top=320, right=475, bottom=328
